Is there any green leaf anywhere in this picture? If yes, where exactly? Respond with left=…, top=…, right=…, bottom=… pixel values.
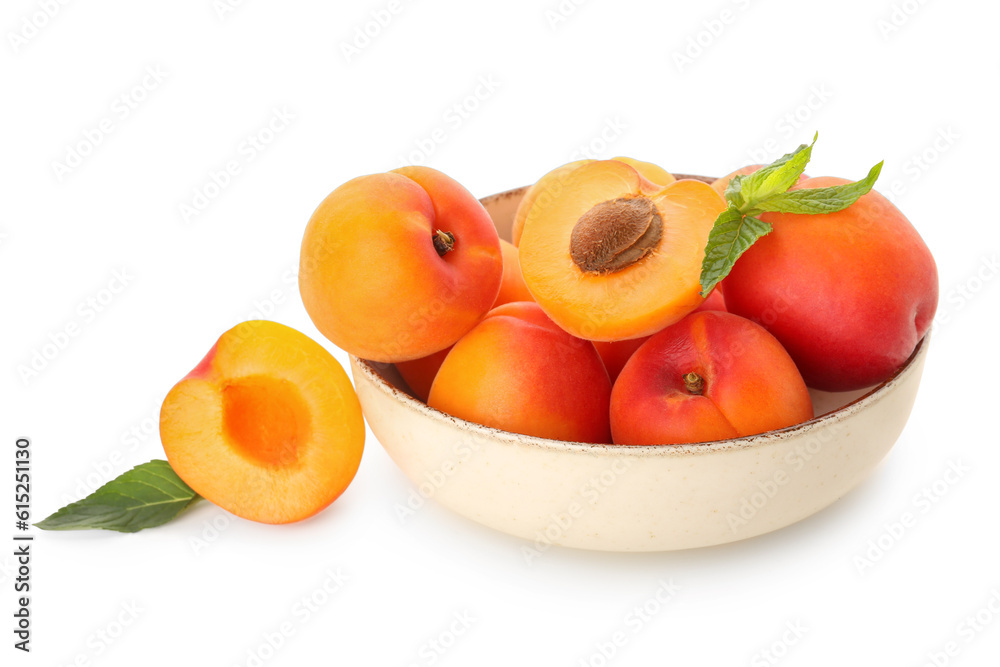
left=736, top=133, right=817, bottom=206
left=699, top=206, right=773, bottom=296
left=755, top=161, right=884, bottom=214
left=36, top=460, right=201, bottom=533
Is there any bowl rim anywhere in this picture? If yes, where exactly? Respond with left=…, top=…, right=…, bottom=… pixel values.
left=351, top=177, right=930, bottom=458
left=352, top=334, right=928, bottom=458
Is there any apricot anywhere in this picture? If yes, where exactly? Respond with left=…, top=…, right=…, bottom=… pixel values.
left=594, top=286, right=727, bottom=382
left=159, top=321, right=365, bottom=524
left=511, top=157, right=675, bottom=246
left=299, top=166, right=502, bottom=362
left=723, top=177, right=938, bottom=391
left=519, top=160, right=727, bottom=341
left=428, top=302, right=612, bottom=443
left=593, top=337, right=649, bottom=384
left=493, top=239, right=534, bottom=307
left=396, top=346, right=450, bottom=402
left=611, top=312, right=813, bottom=445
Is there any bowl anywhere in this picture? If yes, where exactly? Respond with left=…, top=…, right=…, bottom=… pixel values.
left=349, top=180, right=930, bottom=552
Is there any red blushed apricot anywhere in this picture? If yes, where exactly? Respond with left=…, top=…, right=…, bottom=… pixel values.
left=595, top=288, right=726, bottom=382
left=493, top=239, right=534, bottom=307
left=694, top=285, right=727, bottom=314
left=428, top=302, right=612, bottom=443
left=511, top=157, right=675, bottom=246
left=395, top=346, right=450, bottom=403
left=299, top=166, right=502, bottom=363
left=594, top=337, right=649, bottom=384
left=519, top=160, right=727, bottom=341
left=723, top=177, right=939, bottom=391
left=159, top=321, right=365, bottom=524
left=611, top=312, right=813, bottom=445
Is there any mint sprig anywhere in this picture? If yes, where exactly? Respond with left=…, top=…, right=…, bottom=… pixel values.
left=699, top=133, right=883, bottom=296
left=36, top=460, right=201, bottom=533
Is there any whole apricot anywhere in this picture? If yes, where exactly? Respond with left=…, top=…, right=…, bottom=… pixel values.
left=428, top=302, right=612, bottom=443
left=723, top=177, right=938, bottom=391
left=299, top=166, right=502, bottom=362
left=611, top=312, right=813, bottom=445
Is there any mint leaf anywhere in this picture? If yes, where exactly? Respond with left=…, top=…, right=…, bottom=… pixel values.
left=736, top=133, right=816, bottom=205
left=699, top=207, right=772, bottom=296
left=699, top=133, right=883, bottom=296
left=36, top=460, right=201, bottom=533
left=755, top=161, right=883, bottom=214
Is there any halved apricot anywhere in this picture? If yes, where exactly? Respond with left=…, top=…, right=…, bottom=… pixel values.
left=511, top=157, right=675, bottom=246
left=299, top=166, right=502, bottom=362
left=519, top=160, right=726, bottom=341
left=159, top=321, right=365, bottom=524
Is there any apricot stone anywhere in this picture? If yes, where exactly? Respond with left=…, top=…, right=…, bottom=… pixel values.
left=511, top=157, right=675, bottom=246
left=519, top=160, right=726, bottom=341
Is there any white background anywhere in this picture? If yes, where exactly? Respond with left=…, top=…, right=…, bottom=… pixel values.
left=3, top=0, right=999, bottom=665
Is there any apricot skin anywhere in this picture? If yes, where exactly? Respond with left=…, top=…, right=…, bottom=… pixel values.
left=723, top=177, right=939, bottom=391
left=299, top=166, right=502, bottom=363
left=395, top=346, right=451, bottom=403
left=493, top=239, right=534, bottom=307
left=428, top=302, right=612, bottom=443
left=611, top=312, right=813, bottom=445
left=160, top=321, right=365, bottom=524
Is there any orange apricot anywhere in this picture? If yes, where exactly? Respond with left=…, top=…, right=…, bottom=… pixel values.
left=493, top=239, right=534, bottom=307
left=518, top=160, right=727, bottom=341
left=160, top=321, right=365, bottom=524
left=610, top=312, right=813, bottom=445
left=511, top=157, right=675, bottom=246
left=428, top=302, right=612, bottom=443
left=299, top=166, right=502, bottom=362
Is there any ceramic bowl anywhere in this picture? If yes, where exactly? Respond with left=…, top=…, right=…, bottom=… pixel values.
left=349, top=180, right=930, bottom=552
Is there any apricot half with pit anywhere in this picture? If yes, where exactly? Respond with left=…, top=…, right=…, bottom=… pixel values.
left=518, top=160, right=726, bottom=341
left=159, top=320, right=365, bottom=524
left=511, top=157, right=675, bottom=246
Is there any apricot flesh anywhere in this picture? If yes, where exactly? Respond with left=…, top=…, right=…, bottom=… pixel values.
left=519, top=160, right=727, bottom=341
left=299, top=166, right=502, bottom=362
left=428, top=302, right=612, bottom=443
left=511, top=157, right=675, bottom=246
left=723, top=177, right=938, bottom=391
left=160, top=321, right=365, bottom=524
left=611, top=312, right=813, bottom=445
